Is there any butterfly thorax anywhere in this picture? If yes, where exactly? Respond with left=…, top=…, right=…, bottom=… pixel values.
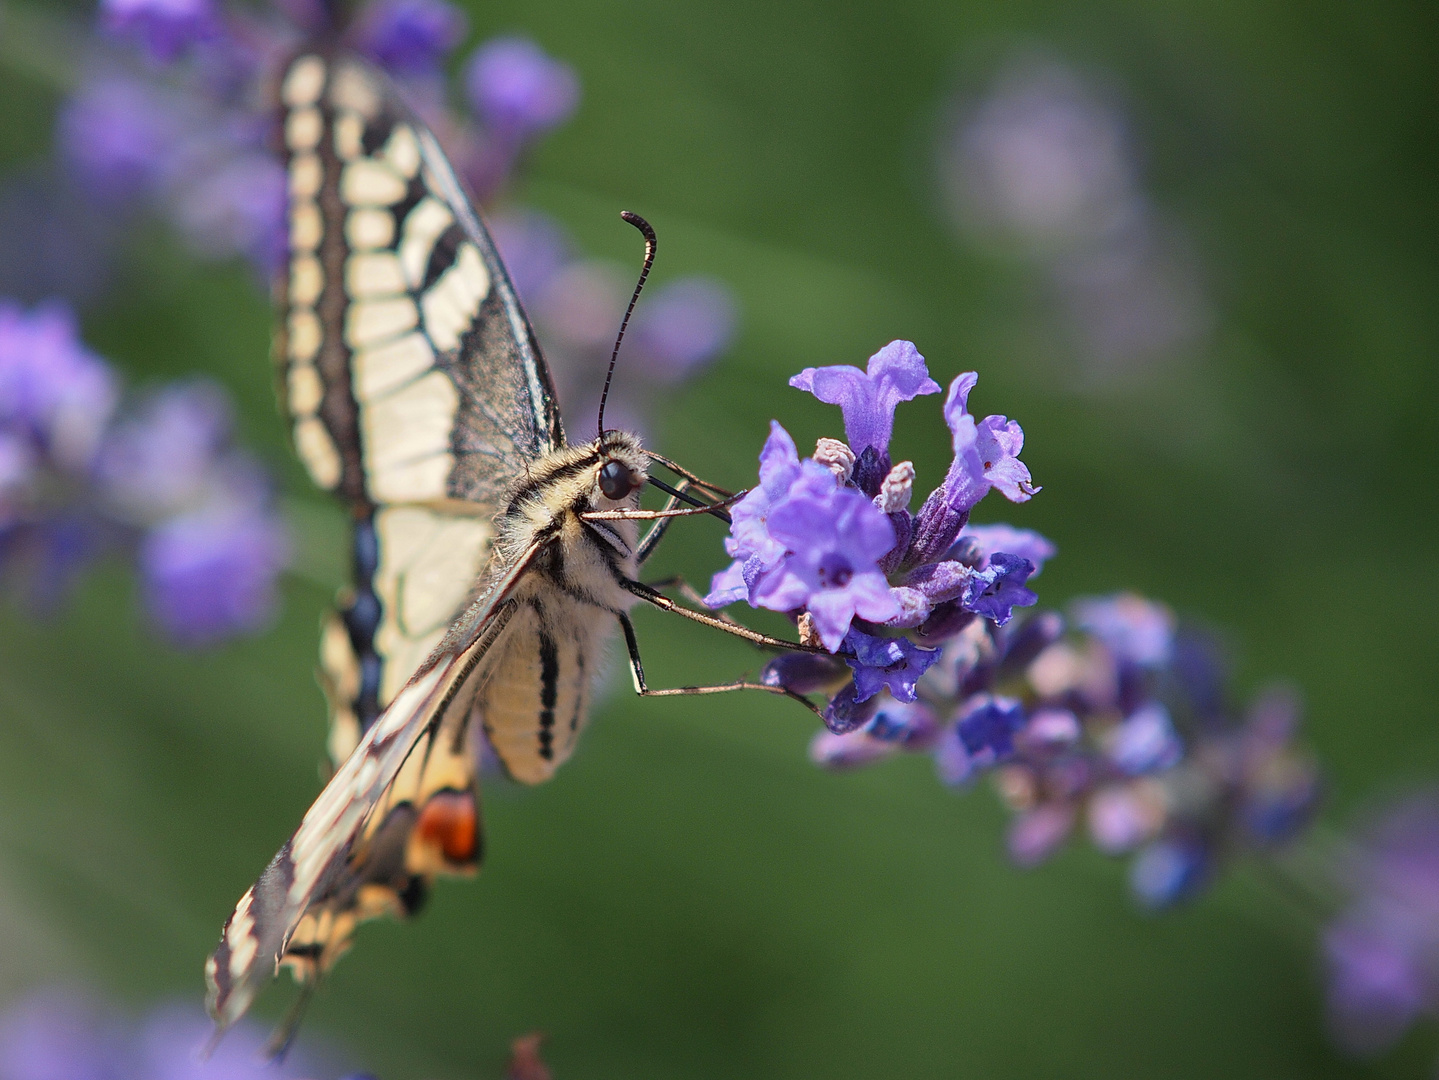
left=470, top=430, right=648, bottom=783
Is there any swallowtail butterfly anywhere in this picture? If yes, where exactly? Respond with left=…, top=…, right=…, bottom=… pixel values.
left=205, top=48, right=816, bottom=1048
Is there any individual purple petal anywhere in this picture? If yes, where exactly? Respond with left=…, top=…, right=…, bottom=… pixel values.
left=630, top=277, right=737, bottom=382
left=1129, top=839, right=1208, bottom=909
left=1109, top=703, right=1182, bottom=775
left=464, top=36, right=580, bottom=139
left=761, top=650, right=850, bottom=695
left=704, top=421, right=803, bottom=608
left=353, top=0, right=468, bottom=76
left=139, top=491, right=290, bottom=647
left=866, top=698, right=939, bottom=748
left=808, top=727, right=897, bottom=770
left=959, top=552, right=1037, bottom=625
left=974, top=414, right=1036, bottom=502
left=842, top=628, right=940, bottom=704
left=955, top=522, right=1056, bottom=576
left=955, top=693, right=1026, bottom=762
left=1073, top=592, right=1175, bottom=668
left=101, top=0, right=221, bottom=62
left=788, top=339, right=940, bottom=456
left=1088, top=784, right=1163, bottom=853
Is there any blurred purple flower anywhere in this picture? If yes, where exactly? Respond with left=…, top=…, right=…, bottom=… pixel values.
left=95, top=379, right=232, bottom=520
left=489, top=209, right=573, bottom=306
left=170, top=152, right=286, bottom=275
left=1072, top=592, right=1174, bottom=668
left=789, top=340, right=940, bottom=457
left=354, top=0, right=468, bottom=76
left=0, top=299, right=118, bottom=470
left=843, top=628, right=940, bottom=704
left=101, top=0, right=221, bottom=62
left=1008, top=803, right=1076, bottom=867
left=140, top=490, right=289, bottom=647
left=956, top=694, right=1026, bottom=761
left=1324, top=793, right=1439, bottom=1055
left=465, top=36, right=579, bottom=139
left=59, top=76, right=184, bottom=205
left=0, top=992, right=128, bottom=1080
left=631, top=278, right=737, bottom=382
left=1129, top=838, right=1207, bottom=909
left=1108, top=702, right=1182, bottom=775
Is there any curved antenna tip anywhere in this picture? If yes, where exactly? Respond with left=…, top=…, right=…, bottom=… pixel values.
left=597, top=213, right=659, bottom=437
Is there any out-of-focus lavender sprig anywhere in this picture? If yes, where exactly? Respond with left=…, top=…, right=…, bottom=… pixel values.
left=490, top=208, right=738, bottom=435
left=0, top=297, right=289, bottom=646
left=940, top=55, right=1209, bottom=382
left=708, top=344, right=1317, bottom=909
left=1323, top=792, right=1439, bottom=1057
left=6, top=0, right=737, bottom=421
left=0, top=989, right=555, bottom=1080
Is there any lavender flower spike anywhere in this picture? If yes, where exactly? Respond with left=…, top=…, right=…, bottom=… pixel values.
left=465, top=36, right=580, bottom=139
left=789, top=340, right=940, bottom=456
left=101, top=0, right=220, bottom=62
left=354, top=0, right=469, bottom=77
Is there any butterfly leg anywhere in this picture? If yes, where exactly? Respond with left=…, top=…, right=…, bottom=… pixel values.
left=617, top=613, right=822, bottom=716
left=619, top=577, right=821, bottom=653
left=641, top=575, right=748, bottom=631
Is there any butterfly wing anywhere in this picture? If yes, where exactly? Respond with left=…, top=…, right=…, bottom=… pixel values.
left=205, top=541, right=542, bottom=1034
left=234, top=50, right=564, bottom=1014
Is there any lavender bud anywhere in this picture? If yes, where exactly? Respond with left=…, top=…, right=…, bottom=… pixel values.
left=761, top=651, right=848, bottom=695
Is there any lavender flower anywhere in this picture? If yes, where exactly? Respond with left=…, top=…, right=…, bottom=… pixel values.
left=465, top=37, right=579, bottom=139
left=630, top=278, right=738, bottom=382
left=789, top=340, right=940, bottom=459
left=1324, top=793, right=1439, bottom=1055
left=0, top=300, right=118, bottom=470
left=353, top=0, right=468, bottom=76
left=101, top=0, right=221, bottom=62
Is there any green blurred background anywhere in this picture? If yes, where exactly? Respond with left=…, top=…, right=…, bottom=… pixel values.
left=1, top=0, right=1436, bottom=1076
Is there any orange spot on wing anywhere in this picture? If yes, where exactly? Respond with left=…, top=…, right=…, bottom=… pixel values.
left=415, top=791, right=477, bottom=864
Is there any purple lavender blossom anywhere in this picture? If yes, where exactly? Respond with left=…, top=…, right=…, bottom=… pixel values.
left=1072, top=592, right=1174, bottom=668
left=353, top=0, right=468, bottom=76
left=464, top=37, right=579, bottom=139
left=789, top=340, right=940, bottom=457
left=139, top=488, right=289, bottom=647
left=59, top=76, right=185, bottom=206
left=756, top=472, right=898, bottom=651
left=101, top=0, right=221, bottom=62
left=1324, top=793, right=1439, bottom=1055
left=843, top=628, right=940, bottom=704
left=170, top=152, right=287, bottom=276
left=1108, top=702, right=1182, bottom=775
left=631, top=278, right=738, bottom=382
left=954, top=522, right=1055, bottom=575
left=1129, top=838, right=1208, bottom=909
left=489, top=209, right=574, bottom=306
left=957, top=552, right=1037, bottom=625
left=95, top=379, right=233, bottom=520
left=0, top=300, right=118, bottom=470
left=0, top=992, right=128, bottom=1080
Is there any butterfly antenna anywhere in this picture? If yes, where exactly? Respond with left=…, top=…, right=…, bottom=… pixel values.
left=597, top=211, right=657, bottom=437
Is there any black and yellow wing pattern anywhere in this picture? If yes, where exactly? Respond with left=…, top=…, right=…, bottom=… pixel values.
left=208, top=49, right=563, bottom=1024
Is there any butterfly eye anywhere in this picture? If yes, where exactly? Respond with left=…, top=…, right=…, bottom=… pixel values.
left=598, top=460, right=638, bottom=501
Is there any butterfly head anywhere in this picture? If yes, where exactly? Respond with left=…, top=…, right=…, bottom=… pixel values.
left=589, top=429, right=647, bottom=508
